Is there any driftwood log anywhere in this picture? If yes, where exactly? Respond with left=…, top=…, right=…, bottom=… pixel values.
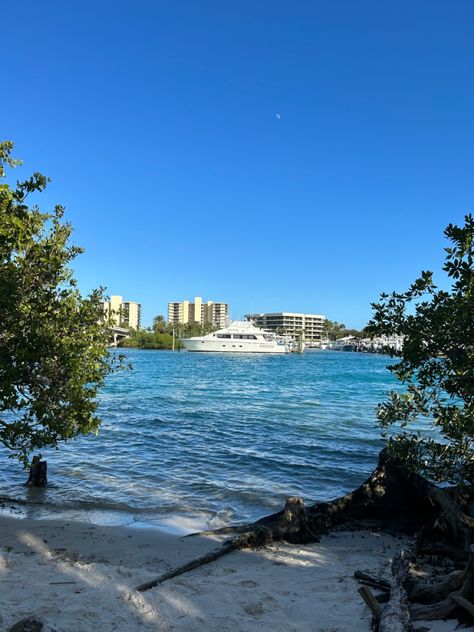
left=136, top=449, right=474, bottom=629
left=378, top=551, right=413, bottom=632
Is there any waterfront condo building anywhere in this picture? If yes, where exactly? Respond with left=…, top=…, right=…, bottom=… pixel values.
left=168, top=296, right=228, bottom=328
left=244, top=312, right=326, bottom=342
left=103, top=295, right=142, bottom=330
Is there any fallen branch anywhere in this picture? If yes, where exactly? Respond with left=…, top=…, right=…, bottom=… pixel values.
left=358, top=585, right=381, bottom=629
left=135, top=529, right=272, bottom=592
left=355, top=570, right=391, bottom=592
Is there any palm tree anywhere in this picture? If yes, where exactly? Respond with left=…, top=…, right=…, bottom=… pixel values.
left=152, top=314, right=167, bottom=333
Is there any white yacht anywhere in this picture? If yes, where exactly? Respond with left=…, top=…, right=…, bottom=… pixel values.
left=181, top=321, right=291, bottom=354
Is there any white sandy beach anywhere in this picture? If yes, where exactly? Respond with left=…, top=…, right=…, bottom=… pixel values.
left=0, top=514, right=466, bottom=632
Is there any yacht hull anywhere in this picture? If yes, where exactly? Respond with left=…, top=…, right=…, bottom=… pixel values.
left=180, top=320, right=291, bottom=354
left=181, top=339, right=288, bottom=353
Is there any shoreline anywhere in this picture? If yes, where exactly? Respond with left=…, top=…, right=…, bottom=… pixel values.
left=0, top=513, right=460, bottom=632
left=0, top=495, right=233, bottom=537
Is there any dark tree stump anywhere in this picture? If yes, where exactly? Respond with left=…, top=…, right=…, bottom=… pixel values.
left=25, top=455, right=47, bottom=487
left=9, top=616, right=43, bottom=632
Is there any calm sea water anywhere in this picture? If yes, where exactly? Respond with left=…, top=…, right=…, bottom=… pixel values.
left=0, top=350, right=397, bottom=534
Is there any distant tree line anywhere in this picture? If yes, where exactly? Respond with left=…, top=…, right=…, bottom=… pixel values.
left=118, top=329, right=177, bottom=350
left=323, top=319, right=366, bottom=340
left=117, top=315, right=218, bottom=350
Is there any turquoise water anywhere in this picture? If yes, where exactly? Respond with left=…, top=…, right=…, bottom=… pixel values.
left=0, top=350, right=397, bottom=534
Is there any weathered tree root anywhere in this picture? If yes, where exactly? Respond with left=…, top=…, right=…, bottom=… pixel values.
left=198, top=449, right=469, bottom=546
left=411, top=546, right=474, bottom=621
left=136, top=448, right=474, bottom=630
left=452, top=594, right=474, bottom=618
left=194, top=494, right=320, bottom=543
left=416, top=543, right=469, bottom=563
left=408, top=567, right=464, bottom=604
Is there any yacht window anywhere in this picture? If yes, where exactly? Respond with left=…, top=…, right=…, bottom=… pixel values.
left=245, top=335, right=257, bottom=340
left=216, top=334, right=231, bottom=339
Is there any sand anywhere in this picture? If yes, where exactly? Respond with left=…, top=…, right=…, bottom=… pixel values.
left=0, top=514, right=467, bottom=631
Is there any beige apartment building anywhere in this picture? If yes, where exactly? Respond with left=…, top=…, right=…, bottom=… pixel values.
left=103, top=295, right=142, bottom=330
left=244, top=312, right=326, bottom=342
left=168, top=296, right=228, bottom=328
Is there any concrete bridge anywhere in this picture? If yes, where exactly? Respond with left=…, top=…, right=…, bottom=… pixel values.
left=109, top=326, right=130, bottom=347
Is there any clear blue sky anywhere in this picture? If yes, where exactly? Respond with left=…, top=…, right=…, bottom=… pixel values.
left=3, top=1, right=473, bottom=328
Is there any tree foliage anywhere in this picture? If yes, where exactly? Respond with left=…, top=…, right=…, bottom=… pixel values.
left=367, top=215, right=474, bottom=483
left=121, top=316, right=218, bottom=349
left=151, top=315, right=217, bottom=338
left=0, top=141, right=118, bottom=464
left=323, top=319, right=344, bottom=340
left=119, top=329, right=178, bottom=349
left=152, top=314, right=167, bottom=334
left=323, top=319, right=362, bottom=340
left=177, top=320, right=218, bottom=338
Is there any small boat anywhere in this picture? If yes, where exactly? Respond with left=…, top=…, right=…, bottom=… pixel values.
left=329, top=336, right=357, bottom=351
left=181, top=321, right=291, bottom=353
